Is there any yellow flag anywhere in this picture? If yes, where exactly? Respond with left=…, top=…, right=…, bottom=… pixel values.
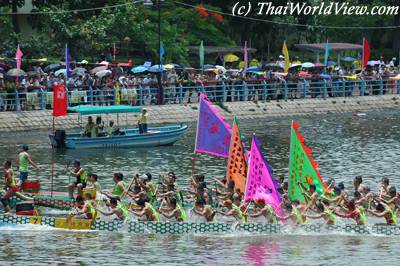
left=115, top=81, right=121, bottom=105
left=282, top=41, right=290, bottom=73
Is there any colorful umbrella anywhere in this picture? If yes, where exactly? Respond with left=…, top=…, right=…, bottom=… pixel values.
left=224, top=53, right=239, bottom=63
left=131, top=66, right=148, bottom=74
left=6, top=68, right=26, bottom=77
left=301, top=62, right=315, bottom=68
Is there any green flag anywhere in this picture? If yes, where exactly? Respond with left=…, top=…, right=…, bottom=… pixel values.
left=288, top=121, right=327, bottom=202
left=199, top=41, right=204, bottom=72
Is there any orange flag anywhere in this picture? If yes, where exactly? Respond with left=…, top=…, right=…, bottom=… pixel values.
left=226, top=118, right=247, bottom=194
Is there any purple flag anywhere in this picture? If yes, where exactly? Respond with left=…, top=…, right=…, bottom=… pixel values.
left=195, top=93, right=232, bottom=157
left=245, top=135, right=282, bottom=213
left=65, top=44, right=71, bottom=80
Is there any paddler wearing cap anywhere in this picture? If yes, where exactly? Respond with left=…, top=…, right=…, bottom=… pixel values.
left=249, top=199, right=278, bottom=224
left=16, top=144, right=38, bottom=186
left=137, top=108, right=148, bottom=134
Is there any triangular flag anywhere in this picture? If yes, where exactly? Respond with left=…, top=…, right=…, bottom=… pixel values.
left=226, top=118, right=247, bottom=193
left=195, top=93, right=232, bottom=157
left=362, top=38, right=370, bottom=69
left=288, top=121, right=327, bottom=202
left=245, top=135, right=282, bottom=213
left=282, top=41, right=290, bottom=73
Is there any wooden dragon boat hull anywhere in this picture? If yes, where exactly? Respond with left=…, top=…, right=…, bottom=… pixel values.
left=1, top=214, right=400, bottom=235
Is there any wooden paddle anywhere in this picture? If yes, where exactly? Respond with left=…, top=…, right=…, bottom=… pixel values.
left=120, top=174, right=138, bottom=199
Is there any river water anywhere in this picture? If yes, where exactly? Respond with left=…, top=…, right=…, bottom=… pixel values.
left=1, top=110, right=400, bottom=265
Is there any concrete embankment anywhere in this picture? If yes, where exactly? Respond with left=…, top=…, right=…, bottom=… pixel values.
left=0, top=95, right=399, bottom=133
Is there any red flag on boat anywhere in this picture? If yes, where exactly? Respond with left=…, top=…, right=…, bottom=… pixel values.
left=53, top=85, right=68, bottom=117
left=362, top=38, right=370, bottom=69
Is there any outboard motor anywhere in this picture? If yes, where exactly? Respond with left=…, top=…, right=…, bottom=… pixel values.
left=54, top=129, right=66, bottom=148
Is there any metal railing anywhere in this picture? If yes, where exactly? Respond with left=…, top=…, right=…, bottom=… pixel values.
left=0, top=78, right=399, bottom=111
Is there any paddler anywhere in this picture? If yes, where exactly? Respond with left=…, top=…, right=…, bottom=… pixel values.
left=298, top=182, right=319, bottom=211
left=368, top=202, right=397, bottom=225
left=191, top=198, right=216, bottom=223
left=16, top=144, right=39, bottom=186
left=130, top=199, right=160, bottom=222
left=276, top=200, right=307, bottom=225
left=159, top=197, right=187, bottom=222
left=136, top=173, right=156, bottom=203
left=249, top=199, right=278, bottom=224
left=1, top=160, right=31, bottom=212
left=73, top=193, right=98, bottom=220
left=102, top=173, right=126, bottom=199
left=87, top=174, right=101, bottom=193
left=67, top=160, right=87, bottom=199
left=217, top=199, right=246, bottom=223
left=96, top=197, right=129, bottom=221
left=334, top=199, right=367, bottom=225
left=306, top=202, right=337, bottom=225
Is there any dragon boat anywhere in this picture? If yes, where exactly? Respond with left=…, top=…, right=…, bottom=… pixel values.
left=1, top=213, right=400, bottom=235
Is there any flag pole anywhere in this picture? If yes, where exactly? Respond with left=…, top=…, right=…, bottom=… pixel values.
left=288, top=120, right=294, bottom=198
left=192, top=94, right=202, bottom=177
left=51, top=116, right=55, bottom=197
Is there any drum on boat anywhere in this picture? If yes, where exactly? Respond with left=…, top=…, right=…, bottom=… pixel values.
left=15, top=201, right=35, bottom=216
left=21, top=179, right=41, bottom=194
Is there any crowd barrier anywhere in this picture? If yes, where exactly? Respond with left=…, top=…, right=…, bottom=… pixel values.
left=0, top=77, right=399, bottom=111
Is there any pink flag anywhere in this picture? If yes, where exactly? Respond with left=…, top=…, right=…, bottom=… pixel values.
left=245, top=135, right=281, bottom=213
left=195, top=93, right=232, bottom=157
left=242, top=41, right=248, bottom=78
left=15, top=45, right=23, bottom=70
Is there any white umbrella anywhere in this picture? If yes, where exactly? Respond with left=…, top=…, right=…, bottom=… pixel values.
left=90, top=66, right=108, bottom=74
left=55, top=69, right=66, bottom=77
left=95, top=70, right=112, bottom=78
left=72, top=67, right=87, bottom=76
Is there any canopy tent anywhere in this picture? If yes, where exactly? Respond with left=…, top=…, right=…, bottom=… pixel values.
left=294, top=43, right=363, bottom=66
left=188, top=46, right=257, bottom=55
left=68, top=105, right=142, bottom=115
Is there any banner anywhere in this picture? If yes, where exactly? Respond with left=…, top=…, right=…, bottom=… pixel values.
left=226, top=118, right=247, bottom=193
left=245, top=135, right=281, bottom=212
left=65, top=44, right=71, bottom=80
left=15, top=45, right=23, bottom=70
left=324, top=40, right=330, bottom=67
left=242, top=41, right=248, bottom=78
left=53, top=85, right=68, bottom=117
left=115, top=81, right=121, bottom=105
left=288, top=121, right=327, bottom=202
left=195, top=93, right=232, bottom=157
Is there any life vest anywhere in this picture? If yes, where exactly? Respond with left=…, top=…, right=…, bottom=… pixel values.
left=146, top=202, right=160, bottom=222
left=387, top=207, right=397, bottom=225
left=292, top=208, right=305, bottom=224
left=232, top=204, right=246, bottom=223
left=117, top=202, right=130, bottom=221
left=176, top=203, right=187, bottom=222
left=355, top=207, right=366, bottom=225
left=146, top=182, right=156, bottom=203
left=4, top=172, right=16, bottom=188
left=76, top=168, right=87, bottom=184
left=85, top=201, right=98, bottom=220
left=323, top=209, right=337, bottom=224
left=265, top=205, right=277, bottom=224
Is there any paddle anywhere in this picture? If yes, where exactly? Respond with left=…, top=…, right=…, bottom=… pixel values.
left=120, top=174, right=139, bottom=199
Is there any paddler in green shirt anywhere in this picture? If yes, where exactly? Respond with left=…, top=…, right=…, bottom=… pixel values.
left=96, top=197, right=129, bottom=221
left=130, top=199, right=160, bottom=222
left=306, top=202, right=337, bottom=225
left=218, top=199, right=247, bottom=224
left=159, top=197, right=187, bottom=222
left=102, top=173, right=126, bottom=199
left=67, top=160, right=87, bottom=199
left=136, top=173, right=156, bottom=203
left=16, top=144, right=38, bottom=186
left=249, top=199, right=278, bottom=224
